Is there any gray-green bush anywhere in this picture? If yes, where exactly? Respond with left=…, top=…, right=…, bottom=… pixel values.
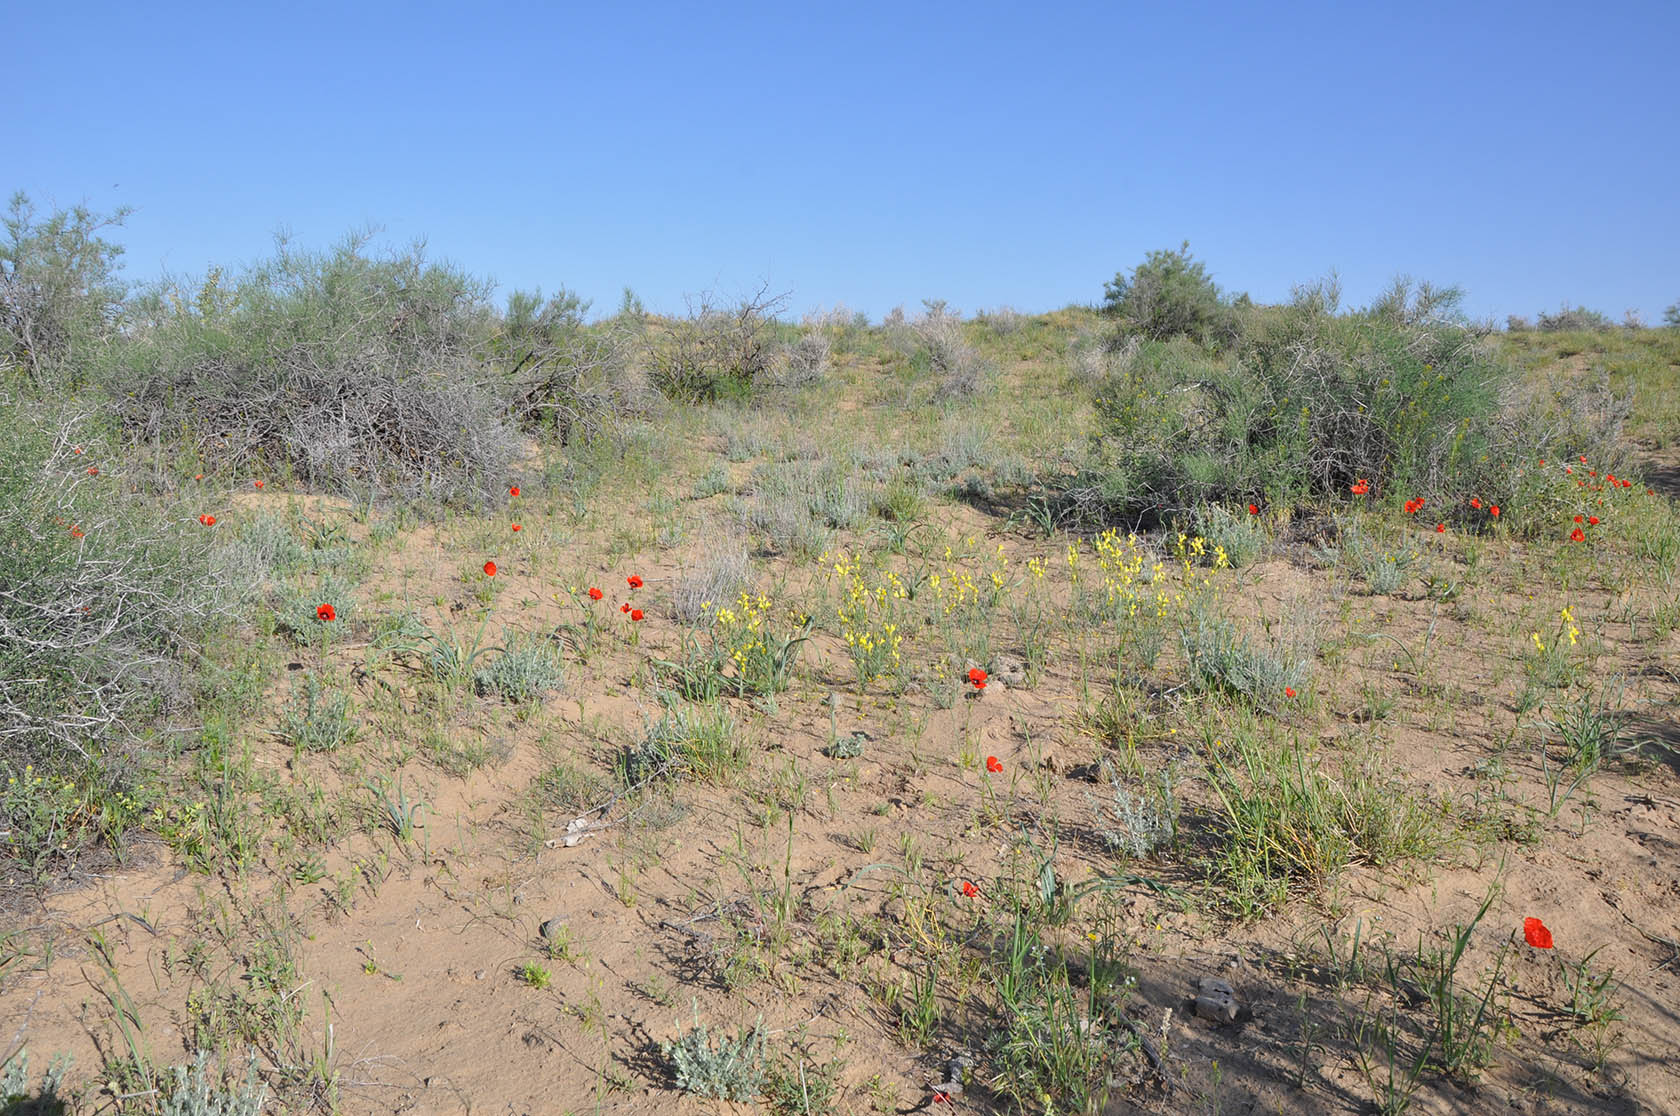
left=111, top=234, right=522, bottom=501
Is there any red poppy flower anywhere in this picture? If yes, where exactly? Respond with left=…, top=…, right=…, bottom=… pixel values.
left=630, top=608, right=644, bottom=622
left=511, top=523, right=521, bottom=532
left=483, top=561, right=497, bottom=577
left=1489, top=506, right=1499, bottom=517
left=253, top=479, right=264, bottom=488
left=620, top=602, right=630, bottom=613
left=1565, top=466, right=1573, bottom=475
left=316, top=603, right=336, bottom=622
left=1350, top=479, right=1370, bottom=495
left=1579, top=455, right=1587, bottom=464
left=509, top=486, right=520, bottom=497
left=1538, top=459, right=1545, bottom=466
left=1435, top=523, right=1445, bottom=533
left=87, top=467, right=99, bottom=476
left=1587, top=515, right=1599, bottom=525
left=958, top=880, right=979, bottom=899
left=933, top=1091, right=954, bottom=1105
left=1523, top=917, right=1554, bottom=949
left=1574, top=515, right=1584, bottom=524
left=627, top=575, right=643, bottom=589
left=587, top=587, right=603, bottom=601
left=1284, top=686, right=1296, bottom=698
left=968, top=667, right=988, bottom=686
left=1470, top=497, right=1482, bottom=509
left=198, top=514, right=217, bottom=526
left=1570, top=527, right=1585, bottom=542
left=69, top=525, right=84, bottom=539
left=194, top=473, right=203, bottom=480
left=985, top=755, right=1002, bottom=773
left=1247, top=504, right=1259, bottom=515
left=73, top=446, right=82, bottom=455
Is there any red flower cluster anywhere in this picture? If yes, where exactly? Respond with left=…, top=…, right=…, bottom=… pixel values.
left=198, top=514, right=217, bottom=526
left=1403, top=497, right=1425, bottom=515
left=1284, top=686, right=1296, bottom=699
left=87, top=467, right=99, bottom=476
left=1350, top=478, right=1370, bottom=496
left=253, top=479, right=264, bottom=489
left=1569, top=527, right=1585, bottom=543
left=69, top=524, right=84, bottom=539
left=1247, top=503, right=1259, bottom=515
left=316, top=603, right=336, bottom=622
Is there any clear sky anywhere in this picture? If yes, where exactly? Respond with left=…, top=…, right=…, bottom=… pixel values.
left=9, top=0, right=1677, bottom=324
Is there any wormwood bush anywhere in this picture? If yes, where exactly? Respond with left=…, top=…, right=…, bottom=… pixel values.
left=739, top=458, right=872, bottom=557
left=473, top=632, right=564, bottom=702
left=1, top=405, right=225, bottom=869
left=901, top=301, right=987, bottom=399
left=662, top=1012, right=767, bottom=1101
left=157, top=1050, right=267, bottom=1116
left=111, top=233, right=520, bottom=502
left=1179, top=605, right=1310, bottom=702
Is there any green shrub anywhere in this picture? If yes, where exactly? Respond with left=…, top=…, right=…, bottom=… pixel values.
left=1102, top=242, right=1238, bottom=347
left=1072, top=279, right=1592, bottom=525
left=1536, top=305, right=1613, bottom=332
left=647, top=287, right=787, bottom=402
left=1, top=192, right=130, bottom=386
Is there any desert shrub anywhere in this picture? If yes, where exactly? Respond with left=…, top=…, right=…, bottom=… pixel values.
left=110, top=234, right=520, bottom=502
left=977, top=305, right=1025, bottom=334
left=905, top=301, right=987, bottom=399
left=499, top=287, right=637, bottom=444
left=1536, top=305, right=1614, bottom=332
left=1179, top=606, right=1310, bottom=703
left=1, top=192, right=130, bottom=386
left=1070, top=278, right=1572, bottom=524
left=1664, top=299, right=1680, bottom=328
left=0, top=407, right=216, bottom=765
left=739, top=458, right=870, bottom=556
left=1102, top=242, right=1240, bottom=348
left=0, top=1046, right=71, bottom=1112
left=647, top=286, right=788, bottom=402
left=671, top=527, right=750, bottom=623
left=768, top=330, right=831, bottom=388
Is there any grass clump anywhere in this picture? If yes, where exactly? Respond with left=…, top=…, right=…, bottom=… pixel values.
left=1204, top=733, right=1442, bottom=919
left=279, top=673, right=358, bottom=754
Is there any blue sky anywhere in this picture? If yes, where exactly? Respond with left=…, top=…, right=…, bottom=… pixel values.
left=10, top=1, right=1677, bottom=323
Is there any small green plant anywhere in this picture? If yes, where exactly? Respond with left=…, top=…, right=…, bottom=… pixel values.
left=517, top=961, right=552, bottom=990
left=279, top=673, right=358, bottom=753
left=367, top=775, right=424, bottom=842
left=661, top=1006, right=767, bottom=1101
